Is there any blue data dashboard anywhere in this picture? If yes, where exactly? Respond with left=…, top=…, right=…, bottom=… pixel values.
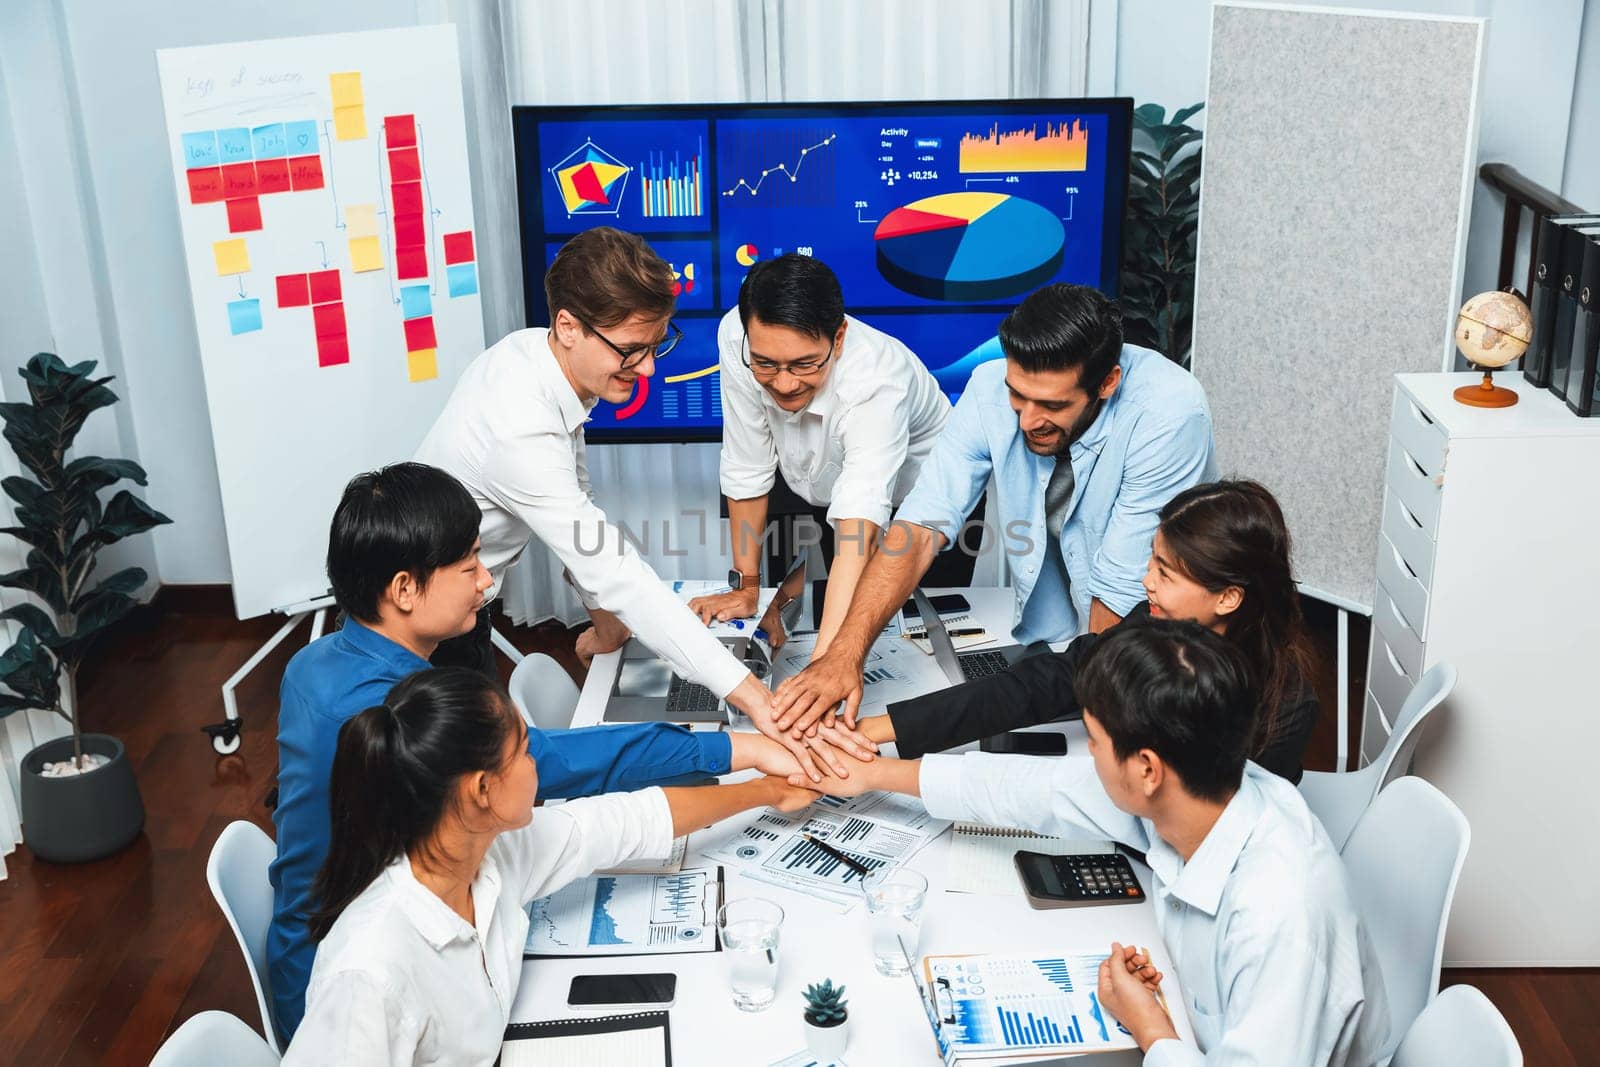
left=512, top=100, right=1132, bottom=442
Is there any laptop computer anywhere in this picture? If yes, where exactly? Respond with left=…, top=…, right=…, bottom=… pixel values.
left=910, top=589, right=1041, bottom=686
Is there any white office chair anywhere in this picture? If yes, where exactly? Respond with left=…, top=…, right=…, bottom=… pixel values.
left=206, top=820, right=283, bottom=1054
left=150, top=1010, right=280, bottom=1067
left=508, top=651, right=582, bottom=731
left=1341, top=776, right=1470, bottom=1063
left=1299, top=661, right=1457, bottom=850
left=1390, top=985, right=1521, bottom=1067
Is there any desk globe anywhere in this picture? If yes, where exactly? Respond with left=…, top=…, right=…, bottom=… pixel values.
left=1454, top=289, right=1532, bottom=407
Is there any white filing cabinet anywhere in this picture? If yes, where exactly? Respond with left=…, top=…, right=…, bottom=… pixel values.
left=1362, top=372, right=1600, bottom=965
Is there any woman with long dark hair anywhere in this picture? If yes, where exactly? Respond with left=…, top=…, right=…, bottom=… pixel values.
left=284, top=667, right=816, bottom=1065
left=841, top=479, right=1320, bottom=782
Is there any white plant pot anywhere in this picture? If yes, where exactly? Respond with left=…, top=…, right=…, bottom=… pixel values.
left=804, top=1016, right=849, bottom=1060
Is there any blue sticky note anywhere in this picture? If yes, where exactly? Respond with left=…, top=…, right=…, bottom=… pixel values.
left=251, top=123, right=287, bottom=160
left=447, top=263, right=478, bottom=298
left=217, top=127, right=252, bottom=163
left=284, top=119, right=319, bottom=156
left=181, top=130, right=219, bottom=168
left=400, top=284, right=432, bottom=319
left=228, top=298, right=262, bottom=335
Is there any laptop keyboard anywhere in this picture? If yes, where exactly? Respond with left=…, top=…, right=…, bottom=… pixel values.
left=957, top=650, right=1011, bottom=680
left=664, top=675, right=723, bottom=718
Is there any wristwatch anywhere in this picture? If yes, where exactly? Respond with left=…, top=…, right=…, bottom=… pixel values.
left=727, top=569, right=761, bottom=591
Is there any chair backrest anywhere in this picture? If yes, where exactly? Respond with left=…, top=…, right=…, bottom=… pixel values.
left=206, top=820, right=282, bottom=1054
left=1342, top=776, right=1470, bottom=1060
left=508, top=651, right=581, bottom=731
left=150, top=1010, right=280, bottom=1067
left=1391, top=985, right=1522, bottom=1067
left=1376, top=661, right=1457, bottom=790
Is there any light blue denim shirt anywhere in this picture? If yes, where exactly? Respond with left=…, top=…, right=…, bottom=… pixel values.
left=894, top=344, right=1215, bottom=642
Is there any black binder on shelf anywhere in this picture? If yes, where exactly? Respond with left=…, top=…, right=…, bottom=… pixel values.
left=1565, top=236, right=1600, bottom=417
left=1526, top=213, right=1600, bottom=388
left=1548, top=224, right=1600, bottom=401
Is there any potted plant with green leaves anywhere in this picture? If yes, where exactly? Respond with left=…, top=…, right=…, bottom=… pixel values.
left=1122, top=102, right=1204, bottom=367
left=802, top=978, right=849, bottom=1059
left=0, top=353, right=171, bottom=863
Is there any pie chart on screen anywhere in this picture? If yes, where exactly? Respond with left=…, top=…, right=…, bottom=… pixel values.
left=735, top=243, right=760, bottom=266
left=873, top=192, right=1065, bottom=301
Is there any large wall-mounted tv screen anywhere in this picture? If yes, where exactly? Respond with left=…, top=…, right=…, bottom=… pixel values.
left=512, top=99, right=1132, bottom=442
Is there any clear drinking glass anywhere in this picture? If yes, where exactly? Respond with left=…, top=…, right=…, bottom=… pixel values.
left=863, top=866, right=928, bottom=976
left=718, top=897, right=784, bottom=1011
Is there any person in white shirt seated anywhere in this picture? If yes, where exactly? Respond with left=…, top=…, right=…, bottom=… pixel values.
left=788, top=619, right=1390, bottom=1066
left=686, top=254, right=952, bottom=656
left=284, top=667, right=818, bottom=1065
left=415, top=227, right=866, bottom=780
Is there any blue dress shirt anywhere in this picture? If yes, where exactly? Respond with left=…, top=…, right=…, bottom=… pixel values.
left=894, top=345, right=1215, bottom=642
left=266, top=619, right=731, bottom=1041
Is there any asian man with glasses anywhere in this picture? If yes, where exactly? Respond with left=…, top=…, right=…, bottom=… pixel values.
left=688, top=254, right=951, bottom=659
left=417, top=229, right=853, bottom=783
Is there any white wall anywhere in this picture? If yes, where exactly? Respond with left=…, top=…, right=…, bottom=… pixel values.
left=1111, top=0, right=1587, bottom=304
left=1564, top=0, right=1600, bottom=212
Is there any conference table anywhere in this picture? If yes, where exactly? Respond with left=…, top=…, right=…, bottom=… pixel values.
left=509, top=588, right=1195, bottom=1064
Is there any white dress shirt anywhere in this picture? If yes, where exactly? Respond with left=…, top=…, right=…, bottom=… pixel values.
left=284, top=788, right=672, bottom=1066
left=718, top=310, right=951, bottom=528
left=415, top=328, right=747, bottom=697
left=918, top=756, right=1389, bottom=1066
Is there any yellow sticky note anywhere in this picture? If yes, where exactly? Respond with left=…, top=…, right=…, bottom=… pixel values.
left=333, top=104, right=367, bottom=142
left=348, top=235, right=383, bottom=273
left=212, top=238, right=250, bottom=276
left=329, top=71, right=364, bottom=109
left=344, top=202, right=378, bottom=239
left=407, top=348, right=438, bottom=383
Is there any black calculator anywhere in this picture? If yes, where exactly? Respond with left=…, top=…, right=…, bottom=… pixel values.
left=1013, top=850, right=1146, bottom=909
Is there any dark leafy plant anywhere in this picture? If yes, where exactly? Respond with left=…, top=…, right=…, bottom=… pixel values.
left=0, top=353, right=171, bottom=767
left=1122, top=102, right=1204, bottom=367
left=803, top=978, right=848, bottom=1027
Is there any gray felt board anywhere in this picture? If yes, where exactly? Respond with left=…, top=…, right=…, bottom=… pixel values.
left=1191, top=2, right=1483, bottom=611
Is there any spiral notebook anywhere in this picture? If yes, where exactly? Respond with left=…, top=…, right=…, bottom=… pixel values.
left=946, top=823, right=1115, bottom=896
left=500, top=1010, right=670, bottom=1066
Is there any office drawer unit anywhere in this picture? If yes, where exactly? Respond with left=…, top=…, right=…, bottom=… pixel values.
left=1360, top=373, right=1600, bottom=965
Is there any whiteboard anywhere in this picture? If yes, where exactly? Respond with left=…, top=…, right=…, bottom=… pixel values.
left=1191, top=3, right=1482, bottom=611
left=156, top=25, right=484, bottom=618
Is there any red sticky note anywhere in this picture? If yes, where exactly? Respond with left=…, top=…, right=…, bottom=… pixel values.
left=384, top=114, right=417, bottom=148
left=387, top=146, right=421, bottom=182
left=317, top=335, right=350, bottom=368
left=289, top=154, right=324, bottom=190
left=403, top=315, right=437, bottom=352
left=312, top=301, right=346, bottom=340
left=276, top=273, right=310, bottom=308
left=186, top=167, right=224, bottom=204
left=395, top=244, right=428, bottom=280
left=308, top=269, right=342, bottom=304
left=390, top=181, right=423, bottom=215
left=255, top=157, right=291, bottom=195
left=393, top=211, right=425, bottom=246
left=443, top=231, right=475, bottom=265
left=225, top=197, right=263, bottom=233
left=221, top=162, right=257, bottom=198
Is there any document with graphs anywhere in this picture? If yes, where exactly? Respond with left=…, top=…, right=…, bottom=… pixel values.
left=524, top=867, right=723, bottom=957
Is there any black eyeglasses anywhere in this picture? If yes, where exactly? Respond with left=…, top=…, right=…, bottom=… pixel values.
left=741, top=334, right=836, bottom=379
left=575, top=316, right=683, bottom=369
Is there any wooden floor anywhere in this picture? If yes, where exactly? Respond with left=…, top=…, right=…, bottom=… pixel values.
left=0, top=594, right=1592, bottom=1064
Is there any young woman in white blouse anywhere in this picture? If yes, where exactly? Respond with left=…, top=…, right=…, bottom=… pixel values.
left=284, top=667, right=818, bottom=1065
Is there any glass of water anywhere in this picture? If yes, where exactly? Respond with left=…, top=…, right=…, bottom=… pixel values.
left=863, top=866, right=928, bottom=977
left=718, top=897, right=784, bottom=1011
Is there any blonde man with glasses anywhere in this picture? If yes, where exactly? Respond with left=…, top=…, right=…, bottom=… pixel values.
left=689, top=254, right=950, bottom=660
left=417, top=229, right=860, bottom=783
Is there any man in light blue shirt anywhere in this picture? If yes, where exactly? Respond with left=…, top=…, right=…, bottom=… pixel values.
left=775, top=283, right=1214, bottom=729
left=785, top=619, right=1390, bottom=1065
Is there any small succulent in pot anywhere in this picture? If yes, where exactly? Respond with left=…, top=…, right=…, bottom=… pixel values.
left=802, top=978, right=849, bottom=1058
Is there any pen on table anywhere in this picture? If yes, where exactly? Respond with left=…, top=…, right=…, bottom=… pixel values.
left=802, top=832, right=873, bottom=877
left=946, top=628, right=987, bottom=638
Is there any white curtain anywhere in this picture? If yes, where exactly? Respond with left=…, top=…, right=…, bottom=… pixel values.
left=449, top=0, right=1091, bottom=625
